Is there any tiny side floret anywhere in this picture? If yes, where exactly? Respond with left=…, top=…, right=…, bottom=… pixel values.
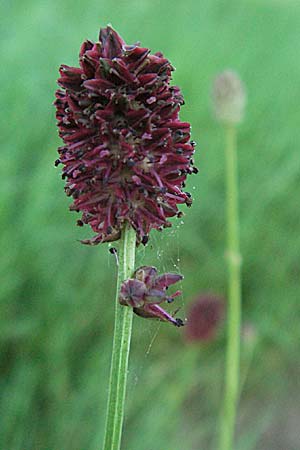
left=54, top=25, right=196, bottom=245
left=119, top=266, right=185, bottom=326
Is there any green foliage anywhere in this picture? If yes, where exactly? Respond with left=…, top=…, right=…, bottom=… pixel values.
left=1, top=0, right=299, bottom=448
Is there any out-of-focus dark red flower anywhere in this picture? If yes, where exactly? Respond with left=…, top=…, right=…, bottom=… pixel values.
left=185, top=294, right=224, bottom=341
left=119, top=266, right=184, bottom=326
left=54, top=26, right=196, bottom=245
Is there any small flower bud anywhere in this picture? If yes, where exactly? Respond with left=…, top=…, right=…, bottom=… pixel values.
left=119, top=265, right=184, bottom=326
left=185, top=293, right=224, bottom=342
left=212, top=70, right=246, bottom=125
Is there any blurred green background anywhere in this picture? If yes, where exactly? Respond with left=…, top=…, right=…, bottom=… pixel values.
left=1, top=0, right=300, bottom=449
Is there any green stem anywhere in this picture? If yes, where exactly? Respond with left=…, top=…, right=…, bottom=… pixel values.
left=219, top=125, right=242, bottom=450
left=103, top=223, right=136, bottom=450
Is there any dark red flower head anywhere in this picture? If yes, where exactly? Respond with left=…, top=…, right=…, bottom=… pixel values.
left=119, top=266, right=184, bottom=326
left=185, top=294, right=224, bottom=341
left=54, top=26, right=196, bottom=245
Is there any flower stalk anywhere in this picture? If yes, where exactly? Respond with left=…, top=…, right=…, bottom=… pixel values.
left=103, top=222, right=136, bottom=450
left=212, top=69, right=245, bottom=450
left=219, top=124, right=242, bottom=450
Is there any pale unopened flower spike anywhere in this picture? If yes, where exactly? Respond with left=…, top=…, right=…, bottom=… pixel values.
left=212, top=70, right=246, bottom=125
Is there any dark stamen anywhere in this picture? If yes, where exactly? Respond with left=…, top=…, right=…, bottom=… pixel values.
left=175, top=318, right=185, bottom=327
left=142, top=235, right=149, bottom=245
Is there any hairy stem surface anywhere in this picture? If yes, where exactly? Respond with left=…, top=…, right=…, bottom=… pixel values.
left=219, top=125, right=242, bottom=450
left=103, top=223, right=136, bottom=450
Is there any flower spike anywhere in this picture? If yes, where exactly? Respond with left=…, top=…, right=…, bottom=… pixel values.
left=54, top=25, right=196, bottom=245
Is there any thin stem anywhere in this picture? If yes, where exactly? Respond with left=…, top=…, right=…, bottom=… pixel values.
left=103, top=222, right=136, bottom=450
left=219, top=125, right=242, bottom=450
